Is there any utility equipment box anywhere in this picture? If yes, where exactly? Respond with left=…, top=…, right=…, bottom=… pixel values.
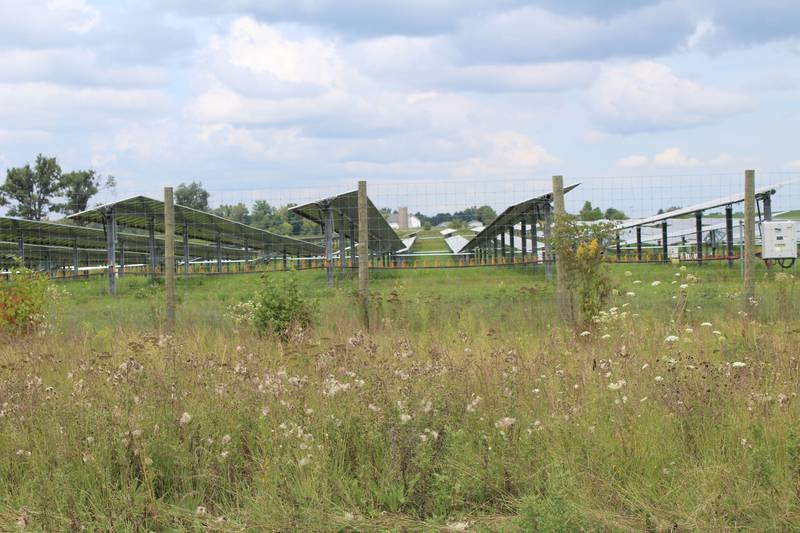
left=762, top=221, right=797, bottom=259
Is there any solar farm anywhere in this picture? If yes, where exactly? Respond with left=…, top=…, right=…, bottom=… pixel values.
left=3, top=174, right=800, bottom=530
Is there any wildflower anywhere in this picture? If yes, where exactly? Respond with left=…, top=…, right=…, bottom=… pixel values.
left=446, top=521, right=471, bottom=531
left=494, top=417, right=516, bottom=429
left=633, top=280, right=642, bottom=284
left=664, top=335, right=679, bottom=343
left=196, top=506, right=207, bottom=516
left=220, top=451, right=229, bottom=459
left=298, top=455, right=312, bottom=467
left=685, top=327, right=694, bottom=333
left=608, top=379, right=626, bottom=390
left=466, top=395, right=482, bottom=412
left=368, top=403, right=380, bottom=412
left=400, top=413, right=412, bottom=424
left=701, top=322, right=712, bottom=327
left=654, top=376, right=664, bottom=382
left=651, top=281, right=661, bottom=286
left=625, top=271, right=632, bottom=277
left=640, top=396, right=648, bottom=402
left=179, top=412, right=192, bottom=426
left=712, top=330, right=722, bottom=336
left=680, top=266, right=687, bottom=271
left=626, top=291, right=636, bottom=297
left=601, top=334, right=611, bottom=339
left=641, top=363, right=649, bottom=370
left=732, top=361, right=747, bottom=368
left=221, top=434, right=232, bottom=445
left=679, top=284, right=689, bottom=290
left=580, top=330, right=591, bottom=337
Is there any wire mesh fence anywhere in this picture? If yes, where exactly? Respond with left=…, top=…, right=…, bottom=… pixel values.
left=3, top=171, right=800, bottom=292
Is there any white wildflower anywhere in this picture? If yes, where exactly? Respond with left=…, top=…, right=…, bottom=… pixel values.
left=664, top=335, right=679, bottom=343
left=494, top=417, right=516, bottom=429
left=732, top=361, right=747, bottom=368
left=580, top=330, right=591, bottom=337
left=608, top=379, right=626, bottom=391
left=651, top=281, right=661, bottom=286
left=399, top=413, right=412, bottom=424
left=179, top=412, right=192, bottom=426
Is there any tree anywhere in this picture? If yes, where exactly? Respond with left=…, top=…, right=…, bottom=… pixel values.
left=579, top=201, right=602, bottom=221
left=214, top=203, right=250, bottom=224
left=657, top=206, right=681, bottom=215
left=53, top=170, right=115, bottom=215
left=176, top=181, right=210, bottom=211
left=603, top=207, right=627, bottom=220
left=1, top=154, right=63, bottom=220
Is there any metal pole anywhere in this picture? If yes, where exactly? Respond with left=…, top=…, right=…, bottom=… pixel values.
left=216, top=236, right=222, bottom=273
left=283, top=249, right=287, bottom=271
left=661, top=221, right=669, bottom=263
left=520, top=219, right=527, bottom=262
left=350, top=221, right=357, bottom=268
left=72, top=238, right=79, bottom=280
left=726, top=205, right=734, bottom=267
left=531, top=213, right=538, bottom=269
left=324, top=205, right=334, bottom=287
left=744, top=170, right=756, bottom=310
left=357, top=181, right=369, bottom=327
left=695, top=212, right=703, bottom=266
left=164, top=187, right=176, bottom=331
left=552, top=175, right=570, bottom=324
left=500, top=230, right=506, bottom=263
left=339, top=211, right=346, bottom=274
left=106, top=207, right=117, bottom=296
left=119, top=240, right=125, bottom=278
left=763, top=193, right=772, bottom=221
left=636, top=227, right=642, bottom=262
left=615, top=233, right=621, bottom=261
left=492, top=236, right=498, bottom=263
left=148, top=215, right=156, bottom=278
left=543, top=204, right=553, bottom=280
left=509, top=225, right=515, bottom=263
left=183, top=223, right=190, bottom=277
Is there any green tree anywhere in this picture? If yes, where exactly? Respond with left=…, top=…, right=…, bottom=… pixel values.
left=175, top=181, right=210, bottom=211
left=1, top=154, right=63, bottom=220
left=214, top=202, right=250, bottom=224
left=603, top=207, right=627, bottom=220
left=579, top=201, right=602, bottom=221
left=53, top=170, right=115, bottom=215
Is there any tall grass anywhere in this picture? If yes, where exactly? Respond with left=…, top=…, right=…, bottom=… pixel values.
left=1, top=263, right=799, bottom=530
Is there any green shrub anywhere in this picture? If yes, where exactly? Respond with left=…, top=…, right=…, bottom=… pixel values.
left=518, top=469, right=586, bottom=532
left=0, top=261, right=48, bottom=334
left=253, top=271, right=316, bottom=339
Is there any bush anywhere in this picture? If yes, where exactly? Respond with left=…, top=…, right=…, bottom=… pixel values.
left=0, top=261, right=48, bottom=334
left=253, top=271, right=316, bottom=340
left=549, top=215, right=615, bottom=325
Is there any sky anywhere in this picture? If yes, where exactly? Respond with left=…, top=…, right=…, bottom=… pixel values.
left=0, top=0, right=799, bottom=215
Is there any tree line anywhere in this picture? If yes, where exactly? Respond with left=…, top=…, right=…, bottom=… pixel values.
left=0, top=154, right=115, bottom=220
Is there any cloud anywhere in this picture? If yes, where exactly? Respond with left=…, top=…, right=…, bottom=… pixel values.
left=785, top=160, right=800, bottom=170
left=588, top=61, right=750, bottom=133
left=452, top=2, right=694, bottom=64
left=618, top=154, right=648, bottom=167
left=654, top=147, right=700, bottom=167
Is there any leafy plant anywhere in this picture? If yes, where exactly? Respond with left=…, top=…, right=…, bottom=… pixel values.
left=253, top=271, right=316, bottom=339
left=549, top=215, right=615, bottom=325
left=0, top=261, right=48, bottom=334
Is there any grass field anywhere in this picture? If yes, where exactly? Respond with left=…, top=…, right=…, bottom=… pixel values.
left=2, top=262, right=800, bottom=531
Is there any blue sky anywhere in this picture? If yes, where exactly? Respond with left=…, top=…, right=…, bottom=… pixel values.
left=0, top=0, right=798, bottom=214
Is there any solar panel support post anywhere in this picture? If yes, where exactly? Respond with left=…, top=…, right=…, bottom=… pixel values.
left=45, top=249, right=53, bottom=278
left=520, top=220, right=527, bottom=262
left=500, top=230, right=506, bottom=263
left=338, top=211, right=346, bottom=274
left=17, top=231, right=24, bottom=266
left=531, top=214, right=538, bottom=270
left=106, top=207, right=117, bottom=296
left=615, top=233, right=621, bottom=261
left=763, top=193, right=772, bottom=221
left=636, top=227, right=642, bottom=262
left=350, top=221, right=356, bottom=269
left=148, top=215, right=156, bottom=278
left=164, top=187, right=176, bottom=332
left=119, top=240, right=125, bottom=278
left=323, top=204, right=334, bottom=287
left=661, top=222, right=669, bottom=263
left=283, top=250, right=287, bottom=271
left=744, top=170, right=756, bottom=311
left=725, top=205, right=734, bottom=267
left=695, top=212, right=703, bottom=266
left=183, top=223, right=190, bottom=277
left=72, top=238, right=79, bottom=280
left=492, top=237, right=497, bottom=264
left=216, top=235, right=222, bottom=273
left=357, top=180, right=369, bottom=328
left=509, top=225, right=515, bottom=263
left=542, top=204, right=552, bottom=280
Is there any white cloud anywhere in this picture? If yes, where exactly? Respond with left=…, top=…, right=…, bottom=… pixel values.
left=588, top=61, right=750, bottom=133
left=654, top=147, right=700, bottom=167
left=685, top=19, right=716, bottom=50
left=785, top=160, right=800, bottom=170
left=46, top=0, right=101, bottom=33
left=451, top=131, right=557, bottom=178
left=618, top=154, right=648, bottom=168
